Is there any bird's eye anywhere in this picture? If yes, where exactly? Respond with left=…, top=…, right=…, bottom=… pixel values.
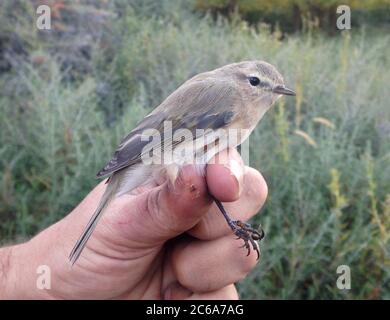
left=249, top=76, right=260, bottom=86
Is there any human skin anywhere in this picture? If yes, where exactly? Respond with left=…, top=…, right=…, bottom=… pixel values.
left=0, top=148, right=267, bottom=299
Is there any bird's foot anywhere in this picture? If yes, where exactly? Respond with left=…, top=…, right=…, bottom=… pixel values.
left=229, top=220, right=264, bottom=260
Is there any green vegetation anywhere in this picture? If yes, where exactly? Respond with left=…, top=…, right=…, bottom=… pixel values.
left=196, top=0, right=390, bottom=33
left=0, top=0, right=389, bottom=299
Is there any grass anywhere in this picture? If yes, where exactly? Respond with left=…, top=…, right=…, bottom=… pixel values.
left=0, top=0, right=389, bottom=299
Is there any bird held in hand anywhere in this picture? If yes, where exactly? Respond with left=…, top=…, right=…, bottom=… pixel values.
left=69, top=60, right=295, bottom=265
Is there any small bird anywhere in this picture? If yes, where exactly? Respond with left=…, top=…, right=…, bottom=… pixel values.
left=69, top=60, right=295, bottom=265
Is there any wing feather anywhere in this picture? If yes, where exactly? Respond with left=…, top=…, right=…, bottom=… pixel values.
left=97, top=79, right=241, bottom=178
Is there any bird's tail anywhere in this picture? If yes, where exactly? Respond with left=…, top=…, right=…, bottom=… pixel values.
left=69, top=179, right=117, bottom=266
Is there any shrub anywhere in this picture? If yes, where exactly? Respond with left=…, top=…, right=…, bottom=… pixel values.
left=195, top=0, right=390, bottom=33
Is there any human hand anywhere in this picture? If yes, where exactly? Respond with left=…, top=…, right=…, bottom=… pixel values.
left=1, top=148, right=267, bottom=299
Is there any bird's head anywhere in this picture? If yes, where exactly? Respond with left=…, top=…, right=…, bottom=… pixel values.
left=215, top=60, right=295, bottom=108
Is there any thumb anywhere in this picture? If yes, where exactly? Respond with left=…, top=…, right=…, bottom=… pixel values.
left=130, top=164, right=212, bottom=245
left=65, top=166, right=212, bottom=252
left=123, top=148, right=244, bottom=246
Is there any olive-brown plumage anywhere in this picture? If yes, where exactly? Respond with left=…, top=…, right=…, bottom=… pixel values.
left=69, top=60, right=295, bottom=265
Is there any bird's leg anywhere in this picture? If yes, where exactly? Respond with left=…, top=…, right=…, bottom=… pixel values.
left=212, top=196, right=264, bottom=260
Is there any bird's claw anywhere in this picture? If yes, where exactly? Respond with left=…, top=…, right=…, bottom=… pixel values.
left=230, top=220, right=264, bottom=260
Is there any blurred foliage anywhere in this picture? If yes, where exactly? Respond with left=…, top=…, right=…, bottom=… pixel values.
left=196, top=0, right=390, bottom=33
left=0, top=0, right=390, bottom=299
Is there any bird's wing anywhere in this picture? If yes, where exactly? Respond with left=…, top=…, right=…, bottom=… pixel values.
left=96, top=79, right=241, bottom=178
left=96, top=112, right=166, bottom=177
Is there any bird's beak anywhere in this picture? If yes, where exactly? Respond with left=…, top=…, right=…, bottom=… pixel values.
left=272, top=85, right=296, bottom=96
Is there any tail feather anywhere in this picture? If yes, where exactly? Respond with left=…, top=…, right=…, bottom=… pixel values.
left=69, top=165, right=155, bottom=265
left=69, top=183, right=114, bottom=266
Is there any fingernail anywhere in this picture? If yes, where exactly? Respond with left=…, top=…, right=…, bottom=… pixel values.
left=226, top=159, right=243, bottom=196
